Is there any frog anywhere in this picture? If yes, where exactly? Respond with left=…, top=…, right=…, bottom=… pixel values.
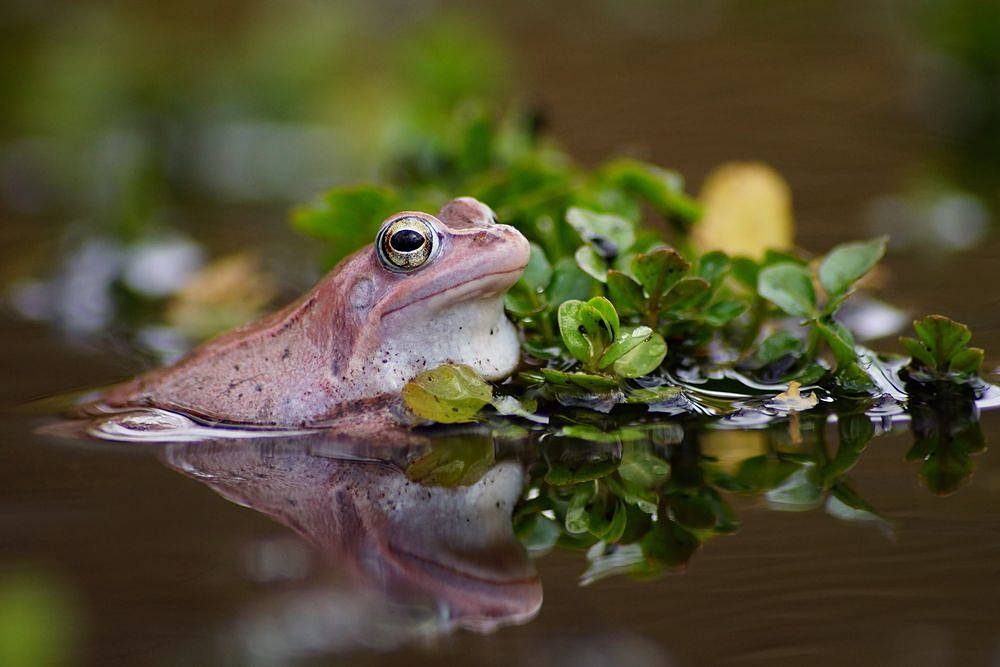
left=84, top=197, right=530, bottom=430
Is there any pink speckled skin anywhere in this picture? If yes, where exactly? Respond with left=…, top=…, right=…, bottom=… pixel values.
left=93, top=198, right=530, bottom=428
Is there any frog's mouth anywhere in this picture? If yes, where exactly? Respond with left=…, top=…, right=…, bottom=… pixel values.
left=380, top=264, right=527, bottom=320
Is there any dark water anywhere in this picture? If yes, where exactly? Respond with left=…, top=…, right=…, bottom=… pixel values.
left=4, top=3, right=1000, bottom=666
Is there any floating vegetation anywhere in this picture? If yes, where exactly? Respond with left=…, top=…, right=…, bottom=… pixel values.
left=290, top=107, right=995, bottom=427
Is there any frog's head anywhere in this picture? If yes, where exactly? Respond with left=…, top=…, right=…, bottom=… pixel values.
left=329, top=197, right=531, bottom=388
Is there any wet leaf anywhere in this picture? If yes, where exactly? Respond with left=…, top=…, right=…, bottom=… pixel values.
left=818, top=236, right=887, bottom=301
left=598, top=325, right=654, bottom=367
left=757, top=262, right=816, bottom=318
left=402, top=364, right=493, bottom=423
left=558, top=297, right=618, bottom=368
left=538, top=368, right=620, bottom=392
left=625, top=385, right=683, bottom=404
left=610, top=329, right=667, bottom=378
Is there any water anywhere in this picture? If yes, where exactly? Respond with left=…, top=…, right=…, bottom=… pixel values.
left=5, top=3, right=1000, bottom=666
left=4, top=307, right=1000, bottom=665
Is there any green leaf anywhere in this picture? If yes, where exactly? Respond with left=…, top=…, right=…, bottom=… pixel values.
left=815, top=319, right=858, bottom=367
left=826, top=481, right=889, bottom=528
left=617, top=445, right=671, bottom=488
left=547, top=257, right=598, bottom=308
left=669, top=490, right=718, bottom=530
left=632, top=248, right=689, bottom=298
left=730, top=256, right=761, bottom=289
left=757, top=262, right=817, bottom=318
left=566, top=482, right=597, bottom=534
left=606, top=270, right=646, bottom=316
left=610, top=329, right=668, bottom=378
left=587, top=297, right=621, bottom=341
left=597, top=325, right=654, bottom=367
left=544, top=439, right=622, bottom=485
left=292, top=185, right=401, bottom=262
left=401, top=364, right=493, bottom=423
left=521, top=242, right=553, bottom=290
left=757, top=331, right=803, bottom=365
left=697, top=251, right=730, bottom=285
left=600, top=158, right=702, bottom=227
left=703, top=300, right=748, bottom=327
left=901, top=315, right=982, bottom=376
left=625, top=385, right=683, bottom=404
left=566, top=207, right=636, bottom=258
left=575, top=245, right=609, bottom=282
left=818, top=236, right=887, bottom=300
left=660, top=277, right=711, bottom=311
left=950, top=347, right=985, bottom=375
left=557, top=300, right=600, bottom=366
left=557, top=297, right=619, bottom=368
left=590, top=499, right=628, bottom=542
left=406, top=437, right=495, bottom=487
left=640, top=519, right=700, bottom=568
left=538, top=368, right=621, bottom=392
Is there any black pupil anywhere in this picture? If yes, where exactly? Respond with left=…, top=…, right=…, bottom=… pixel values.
left=390, top=228, right=425, bottom=252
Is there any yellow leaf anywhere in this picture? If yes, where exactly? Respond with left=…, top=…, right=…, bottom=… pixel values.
left=694, top=162, right=794, bottom=260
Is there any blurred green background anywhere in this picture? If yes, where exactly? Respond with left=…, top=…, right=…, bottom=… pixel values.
left=2, top=0, right=1000, bottom=353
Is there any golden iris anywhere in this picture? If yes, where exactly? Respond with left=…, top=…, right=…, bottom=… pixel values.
left=376, top=216, right=438, bottom=271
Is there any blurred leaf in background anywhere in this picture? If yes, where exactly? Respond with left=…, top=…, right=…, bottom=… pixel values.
left=0, top=566, right=84, bottom=667
left=1, top=1, right=510, bottom=356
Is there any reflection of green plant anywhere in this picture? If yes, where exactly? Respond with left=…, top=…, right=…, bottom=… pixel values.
left=506, top=414, right=887, bottom=582
left=905, top=380, right=986, bottom=495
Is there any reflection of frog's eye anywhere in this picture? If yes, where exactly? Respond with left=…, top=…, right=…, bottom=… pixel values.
left=376, top=216, right=438, bottom=271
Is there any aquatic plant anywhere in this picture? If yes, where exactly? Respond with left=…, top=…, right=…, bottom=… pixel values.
left=293, top=108, right=993, bottom=423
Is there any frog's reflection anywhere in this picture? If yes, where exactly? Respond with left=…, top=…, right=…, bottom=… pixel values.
left=161, top=436, right=541, bottom=644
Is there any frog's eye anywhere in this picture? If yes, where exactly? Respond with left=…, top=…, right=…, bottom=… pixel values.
left=376, top=216, right=439, bottom=271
